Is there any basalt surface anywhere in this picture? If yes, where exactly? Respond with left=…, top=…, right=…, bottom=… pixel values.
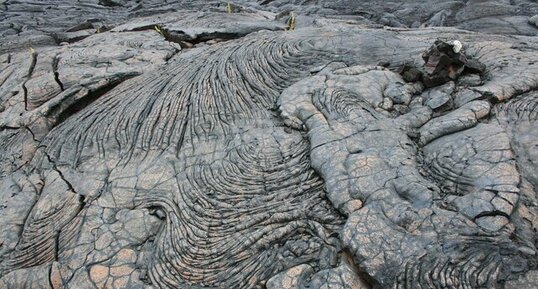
left=0, top=1, right=537, bottom=289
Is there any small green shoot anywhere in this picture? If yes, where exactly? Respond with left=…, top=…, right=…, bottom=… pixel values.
left=154, top=25, right=165, bottom=37
left=95, top=26, right=101, bottom=34
left=28, top=47, right=36, bottom=55
left=227, top=2, right=232, bottom=14
left=288, top=12, right=296, bottom=31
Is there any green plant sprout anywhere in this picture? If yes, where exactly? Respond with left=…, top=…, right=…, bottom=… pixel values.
left=154, top=25, right=165, bottom=37
left=28, top=47, right=36, bottom=55
left=227, top=2, right=232, bottom=13
left=288, top=12, right=296, bottom=31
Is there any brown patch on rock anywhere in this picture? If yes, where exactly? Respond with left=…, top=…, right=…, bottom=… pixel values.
left=89, top=265, right=109, bottom=284
left=115, top=249, right=137, bottom=263
left=110, top=265, right=134, bottom=277
left=50, top=262, right=63, bottom=289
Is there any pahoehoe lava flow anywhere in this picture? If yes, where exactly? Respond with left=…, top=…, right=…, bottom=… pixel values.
left=0, top=1, right=537, bottom=289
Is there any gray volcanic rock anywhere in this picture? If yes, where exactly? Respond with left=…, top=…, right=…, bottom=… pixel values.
left=237, top=0, right=538, bottom=35
left=0, top=1, right=537, bottom=289
left=2, top=0, right=538, bottom=54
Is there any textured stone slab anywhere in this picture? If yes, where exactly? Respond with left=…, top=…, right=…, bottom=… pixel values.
left=0, top=2, right=537, bottom=289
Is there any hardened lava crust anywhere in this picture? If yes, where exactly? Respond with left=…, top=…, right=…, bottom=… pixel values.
left=0, top=1, right=537, bottom=288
